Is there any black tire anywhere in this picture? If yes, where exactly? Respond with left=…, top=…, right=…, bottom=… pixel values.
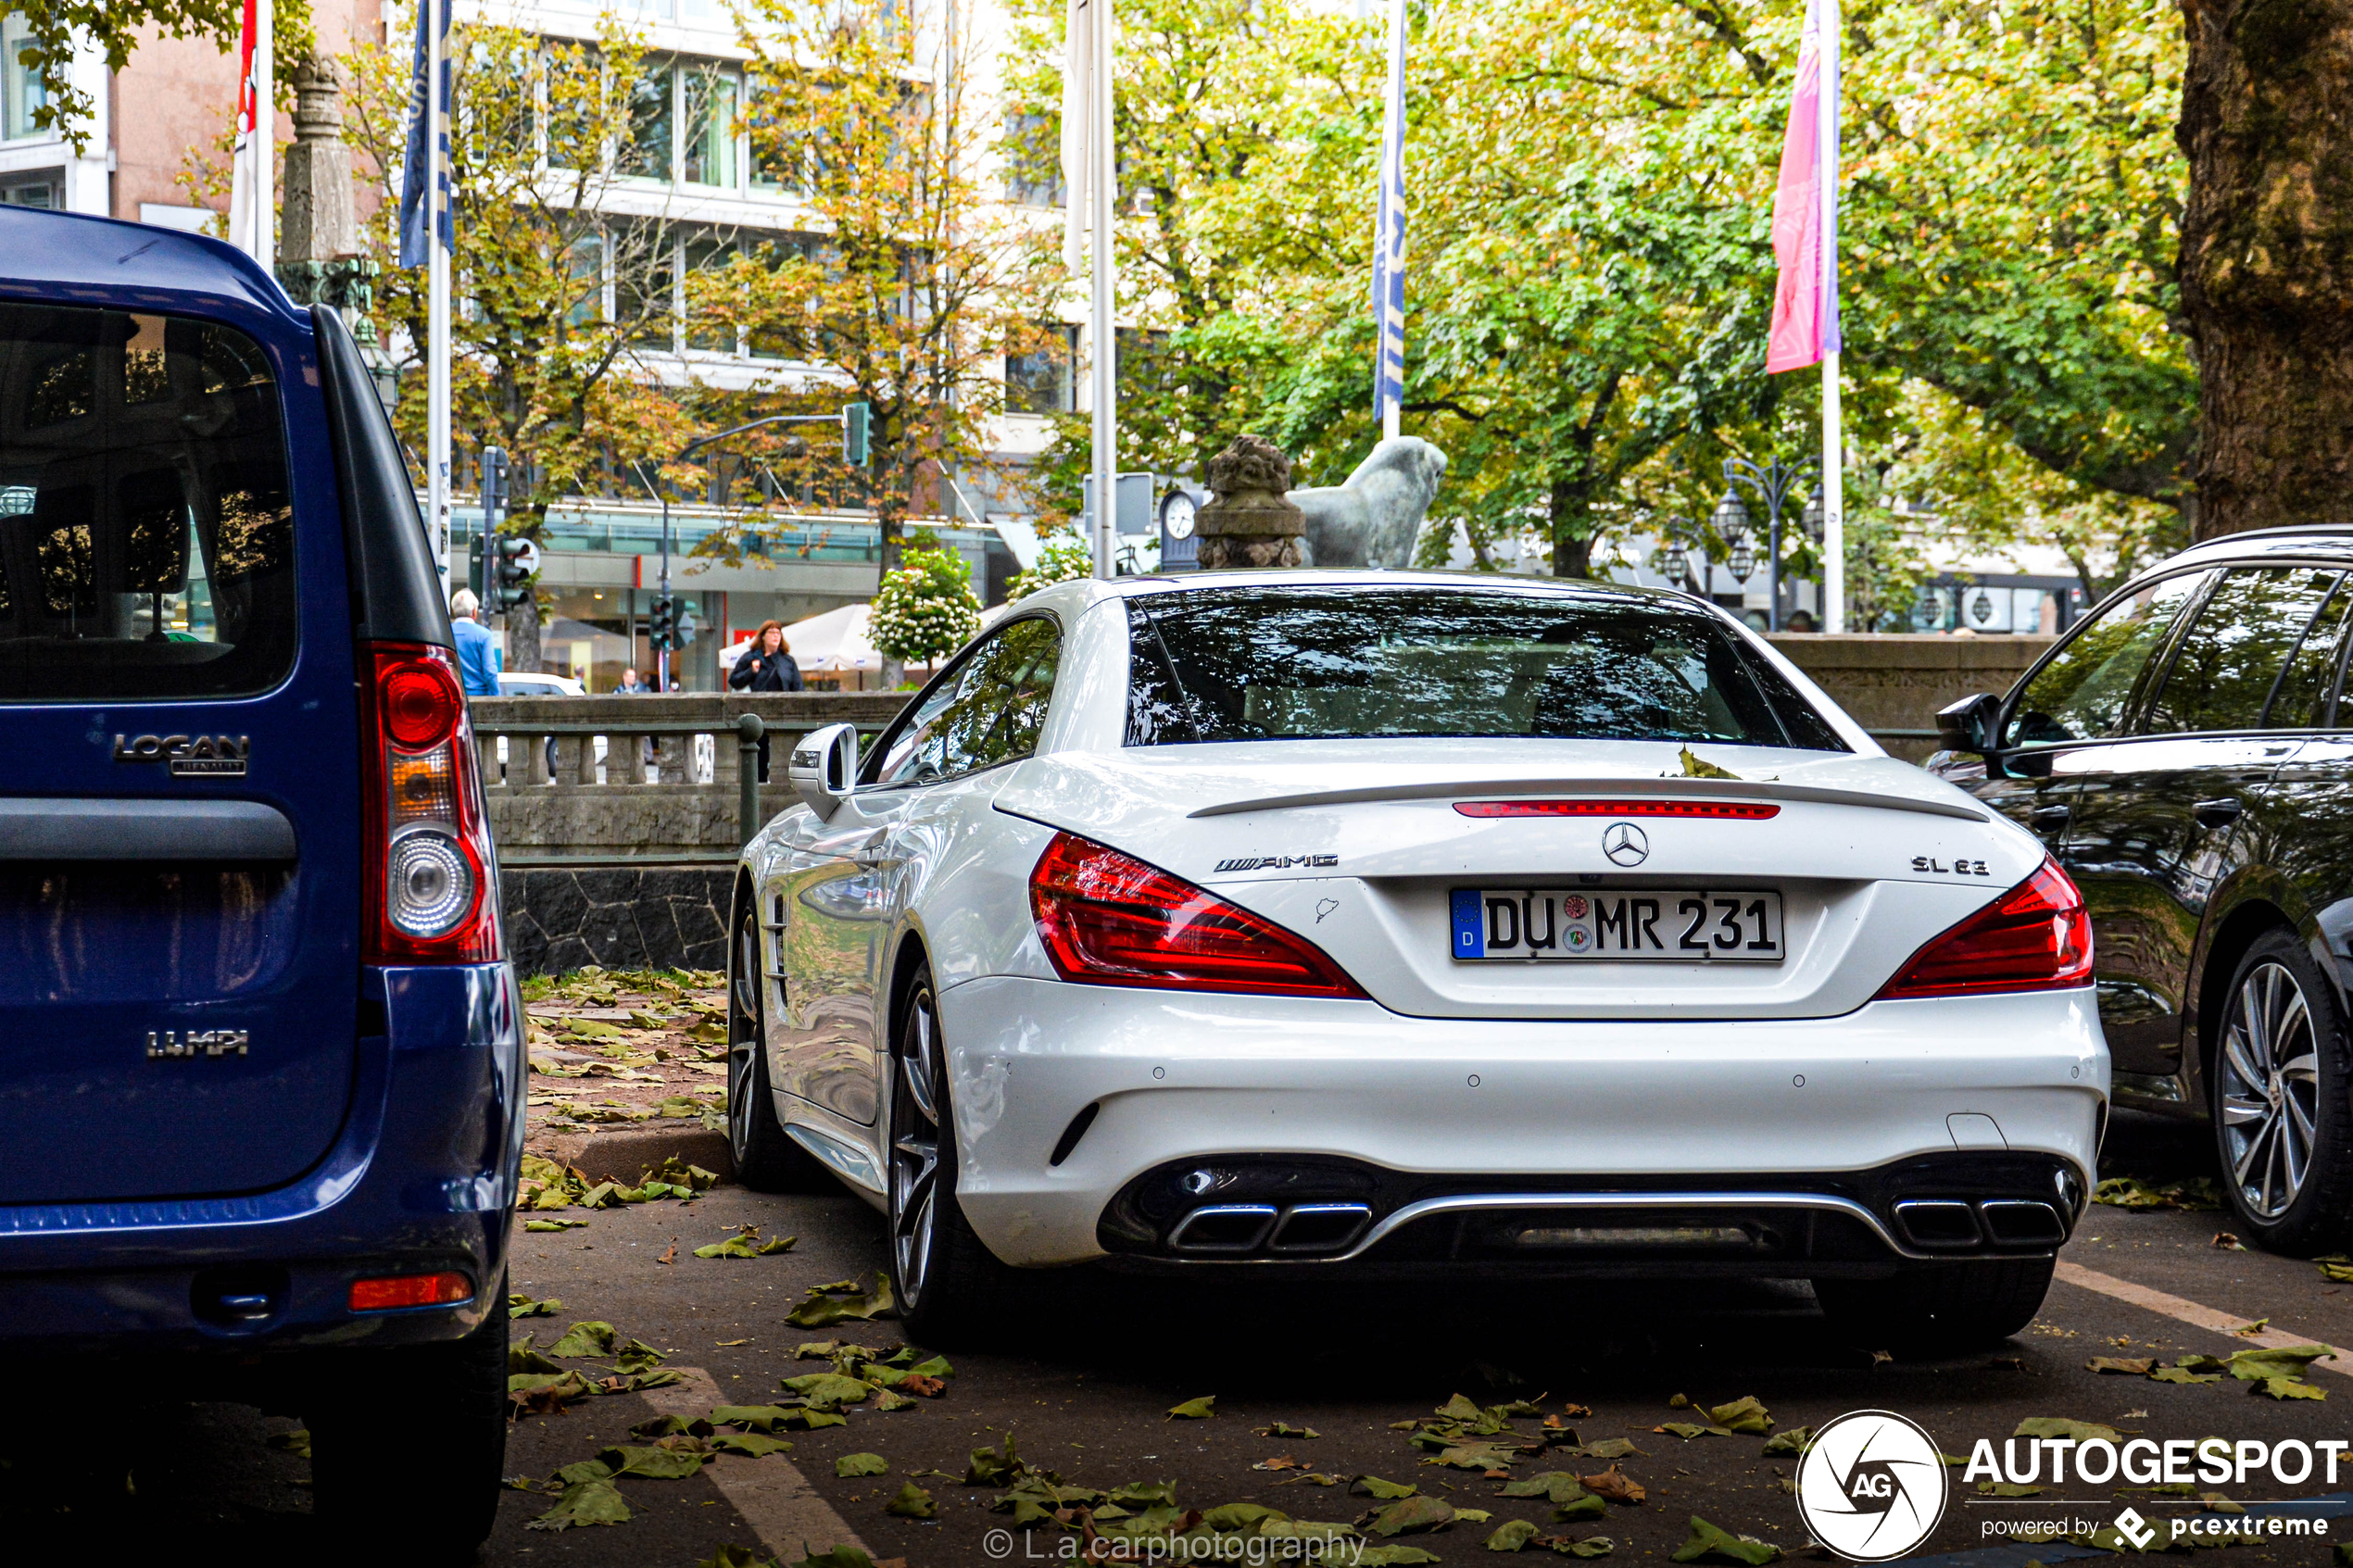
left=2209, top=929, right=2353, bottom=1251
left=887, top=963, right=1017, bottom=1346
left=308, top=1277, right=508, bottom=1558
left=729, top=888, right=829, bottom=1192
left=1815, top=1256, right=2055, bottom=1353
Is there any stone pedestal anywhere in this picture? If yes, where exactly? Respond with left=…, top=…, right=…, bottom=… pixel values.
left=1195, top=434, right=1307, bottom=570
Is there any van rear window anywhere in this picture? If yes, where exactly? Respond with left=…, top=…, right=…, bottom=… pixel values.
left=0, top=304, right=296, bottom=702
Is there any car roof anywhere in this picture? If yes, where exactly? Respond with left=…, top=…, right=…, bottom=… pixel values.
left=0, top=206, right=304, bottom=332
left=2142, top=525, right=2353, bottom=577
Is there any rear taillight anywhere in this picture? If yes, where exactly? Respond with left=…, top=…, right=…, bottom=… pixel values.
left=1454, top=799, right=1780, bottom=820
left=1877, top=858, right=2091, bottom=1000
left=1029, top=832, right=1365, bottom=999
left=348, top=1270, right=473, bottom=1311
left=362, top=643, right=501, bottom=964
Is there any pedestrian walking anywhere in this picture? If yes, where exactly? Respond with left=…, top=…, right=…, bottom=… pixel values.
left=614, top=667, right=650, bottom=695
left=729, top=621, right=802, bottom=781
left=449, top=589, right=502, bottom=697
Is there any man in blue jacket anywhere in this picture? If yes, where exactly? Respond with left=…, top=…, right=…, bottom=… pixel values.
left=450, top=589, right=503, bottom=697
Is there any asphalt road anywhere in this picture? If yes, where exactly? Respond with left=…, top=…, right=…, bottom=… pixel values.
left=13, top=1111, right=2353, bottom=1567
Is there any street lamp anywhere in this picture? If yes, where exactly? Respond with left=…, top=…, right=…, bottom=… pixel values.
left=1719, top=455, right=1820, bottom=633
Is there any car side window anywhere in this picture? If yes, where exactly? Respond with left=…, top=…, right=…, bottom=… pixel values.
left=2140, top=567, right=2344, bottom=734
left=2006, top=571, right=2209, bottom=747
left=2269, top=573, right=2353, bottom=728
left=868, top=617, right=1061, bottom=787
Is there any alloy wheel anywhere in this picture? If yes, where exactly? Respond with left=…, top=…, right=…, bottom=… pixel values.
left=728, top=909, right=763, bottom=1158
left=890, top=985, right=944, bottom=1307
left=2219, top=960, right=2322, bottom=1220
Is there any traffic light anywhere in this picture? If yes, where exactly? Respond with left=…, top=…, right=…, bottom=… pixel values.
left=648, top=595, right=675, bottom=652
left=467, top=533, right=485, bottom=601
left=841, top=401, right=869, bottom=467
left=492, top=534, right=535, bottom=611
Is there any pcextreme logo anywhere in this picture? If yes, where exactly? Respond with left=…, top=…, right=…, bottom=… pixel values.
left=1793, top=1410, right=1951, bottom=1562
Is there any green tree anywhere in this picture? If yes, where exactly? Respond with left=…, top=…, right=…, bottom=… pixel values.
left=6, top=0, right=313, bottom=144
left=1005, top=533, right=1091, bottom=600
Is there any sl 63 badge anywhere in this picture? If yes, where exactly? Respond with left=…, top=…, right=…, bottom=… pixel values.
left=147, top=1029, right=250, bottom=1060
left=1913, top=856, right=1990, bottom=876
left=114, top=734, right=249, bottom=777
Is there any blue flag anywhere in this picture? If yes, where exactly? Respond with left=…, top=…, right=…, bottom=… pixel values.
left=397, top=0, right=451, bottom=268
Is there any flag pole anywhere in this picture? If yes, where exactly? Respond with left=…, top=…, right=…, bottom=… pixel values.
left=1372, top=0, right=1405, bottom=443
left=255, top=0, right=272, bottom=276
left=427, top=0, right=451, bottom=596
left=1088, top=0, right=1115, bottom=581
left=1818, top=0, right=1843, bottom=633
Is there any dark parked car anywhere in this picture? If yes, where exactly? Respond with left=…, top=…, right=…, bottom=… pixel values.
left=1931, top=527, right=2353, bottom=1250
left=0, top=209, right=519, bottom=1551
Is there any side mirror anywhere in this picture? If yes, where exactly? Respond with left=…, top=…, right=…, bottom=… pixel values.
left=1936, top=692, right=2003, bottom=755
left=788, top=722, right=859, bottom=820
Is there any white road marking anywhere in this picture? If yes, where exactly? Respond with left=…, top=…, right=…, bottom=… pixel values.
left=642, top=1365, right=877, bottom=1559
left=2053, top=1260, right=2353, bottom=1375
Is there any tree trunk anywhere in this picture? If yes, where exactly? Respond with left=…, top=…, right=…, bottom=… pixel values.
left=2179, top=0, right=2353, bottom=537
left=506, top=588, right=543, bottom=674
left=1550, top=478, right=1595, bottom=577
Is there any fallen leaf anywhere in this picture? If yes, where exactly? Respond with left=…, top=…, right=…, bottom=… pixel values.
left=549, top=1321, right=618, bottom=1359
left=1758, top=1428, right=1813, bottom=1458
left=510, top=1293, right=563, bottom=1317
left=1707, top=1398, right=1773, bottom=1436
left=1670, top=1516, right=1781, bottom=1564
left=1487, top=1518, right=1542, bottom=1552
left=786, top=1276, right=894, bottom=1328
left=614, top=1338, right=667, bottom=1375
left=1501, top=1474, right=1592, bottom=1506
left=658, top=1238, right=679, bottom=1265
left=1168, top=1396, right=1217, bottom=1420
left=1581, top=1467, right=1645, bottom=1505
left=1354, top=1476, right=1419, bottom=1499
left=2088, top=1357, right=2157, bottom=1375
left=780, top=1372, right=874, bottom=1409
left=527, top=1477, right=631, bottom=1530
left=524, top=1218, right=589, bottom=1232
left=1368, top=1495, right=1456, bottom=1537
left=510, top=1338, right=566, bottom=1375
left=1655, top=1423, right=1731, bottom=1441
left=837, top=1453, right=890, bottom=1477
left=2226, top=1345, right=2332, bottom=1381
left=711, top=1432, right=797, bottom=1459
left=1202, top=1503, right=1290, bottom=1531
left=1569, top=1439, right=1642, bottom=1461
left=2253, top=1375, right=2327, bottom=1400
left=2150, top=1366, right=2223, bottom=1385
left=2093, top=1175, right=2223, bottom=1212
left=717, top=1337, right=752, bottom=1348
left=883, top=1481, right=936, bottom=1518
left=1558, top=1537, right=1617, bottom=1558
left=2213, top=1232, right=2246, bottom=1251
left=1258, top=1422, right=1322, bottom=1439
left=598, top=1443, right=711, bottom=1480
left=1254, top=1457, right=1304, bottom=1472
left=1678, top=748, right=1742, bottom=781
left=1666, top=1393, right=1692, bottom=1410
left=2234, top=1318, right=2271, bottom=1336
left=1357, top=1549, right=1445, bottom=1567
left=2013, top=1417, right=2120, bottom=1444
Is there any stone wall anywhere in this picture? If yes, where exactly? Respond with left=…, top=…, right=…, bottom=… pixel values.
left=1766, top=633, right=2054, bottom=760
left=500, top=866, right=735, bottom=977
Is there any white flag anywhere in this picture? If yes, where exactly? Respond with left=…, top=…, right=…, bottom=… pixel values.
left=1060, top=0, right=1092, bottom=274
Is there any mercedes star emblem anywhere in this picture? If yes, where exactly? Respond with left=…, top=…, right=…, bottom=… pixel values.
left=1603, top=822, right=1650, bottom=867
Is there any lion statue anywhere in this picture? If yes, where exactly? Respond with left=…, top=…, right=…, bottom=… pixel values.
left=1291, top=437, right=1449, bottom=570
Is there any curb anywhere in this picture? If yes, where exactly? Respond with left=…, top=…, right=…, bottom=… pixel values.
left=539, top=1124, right=736, bottom=1185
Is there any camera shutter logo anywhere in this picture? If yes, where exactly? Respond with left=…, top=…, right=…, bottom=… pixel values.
left=1793, top=1410, right=1948, bottom=1562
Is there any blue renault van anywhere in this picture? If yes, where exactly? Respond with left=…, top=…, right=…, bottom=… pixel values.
left=0, top=209, right=521, bottom=1549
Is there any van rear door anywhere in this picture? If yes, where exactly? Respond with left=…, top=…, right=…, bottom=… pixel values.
left=0, top=296, right=363, bottom=1205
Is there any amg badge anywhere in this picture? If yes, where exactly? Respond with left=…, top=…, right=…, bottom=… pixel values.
left=1212, top=853, right=1339, bottom=873
left=146, top=1029, right=250, bottom=1060
left=114, top=734, right=250, bottom=777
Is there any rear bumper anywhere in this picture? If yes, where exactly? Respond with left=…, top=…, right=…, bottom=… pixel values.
left=0, top=962, right=522, bottom=1365
left=937, top=976, right=2107, bottom=1269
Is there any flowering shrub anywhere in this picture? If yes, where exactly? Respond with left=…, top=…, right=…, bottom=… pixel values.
left=1007, top=533, right=1093, bottom=601
left=869, top=542, right=982, bottom=665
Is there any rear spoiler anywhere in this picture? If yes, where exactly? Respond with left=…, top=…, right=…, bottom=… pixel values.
left=1188, top=776, right=1988, bottom=822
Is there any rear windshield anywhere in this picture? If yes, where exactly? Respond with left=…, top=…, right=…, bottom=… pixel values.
left=1125, top=585, right=1847, bottom=751
left=0, top=303, right=296, bottom=702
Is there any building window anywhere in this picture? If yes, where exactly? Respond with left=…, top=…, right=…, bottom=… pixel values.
left=0, top=169, right=57, bottom=207
left=1006, top=324, right=1076, bottom=415
left=625, top=57, right=673, bottom=182
left=1003, top=109, right=1061, bottom=207
left=2, top=14, right=47, bottom=142
left=683, top=63, right=738, bottom=187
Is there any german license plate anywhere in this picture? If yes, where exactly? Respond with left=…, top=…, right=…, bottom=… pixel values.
left=1450, top=888, right=1784, bottom=962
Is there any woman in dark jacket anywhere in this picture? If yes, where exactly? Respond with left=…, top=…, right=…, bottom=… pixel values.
left=730, top=621, right=802, bottom=780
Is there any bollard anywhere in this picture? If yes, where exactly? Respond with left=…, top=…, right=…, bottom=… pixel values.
left=736, top=712, right=764, bottom=847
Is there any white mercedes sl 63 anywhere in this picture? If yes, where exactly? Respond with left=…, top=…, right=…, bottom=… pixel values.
left=724, top=571, right=2108, bottom=1347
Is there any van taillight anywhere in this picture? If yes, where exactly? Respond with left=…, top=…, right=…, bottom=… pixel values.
left=362, top=644, right=500, bottom=963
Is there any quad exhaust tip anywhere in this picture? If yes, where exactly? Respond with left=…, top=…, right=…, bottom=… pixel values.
left=1167, top=1202, right=1373, bottom=1256
left=1893, top=1197, right=2065, bottom=1249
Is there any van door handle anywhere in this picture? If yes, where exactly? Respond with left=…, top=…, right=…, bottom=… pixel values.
left=2030, top=804, right=2071, bottom=831
left=2193, top=797, right=2244, bottom=830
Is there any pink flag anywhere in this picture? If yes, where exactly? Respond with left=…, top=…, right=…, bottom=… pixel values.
left=1767, top=0, right=1840, bottom=373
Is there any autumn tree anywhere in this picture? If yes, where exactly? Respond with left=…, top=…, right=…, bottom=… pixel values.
left=699, top=0, right=1058, bottom=577
left=345, top=17, right=713, bottom=670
